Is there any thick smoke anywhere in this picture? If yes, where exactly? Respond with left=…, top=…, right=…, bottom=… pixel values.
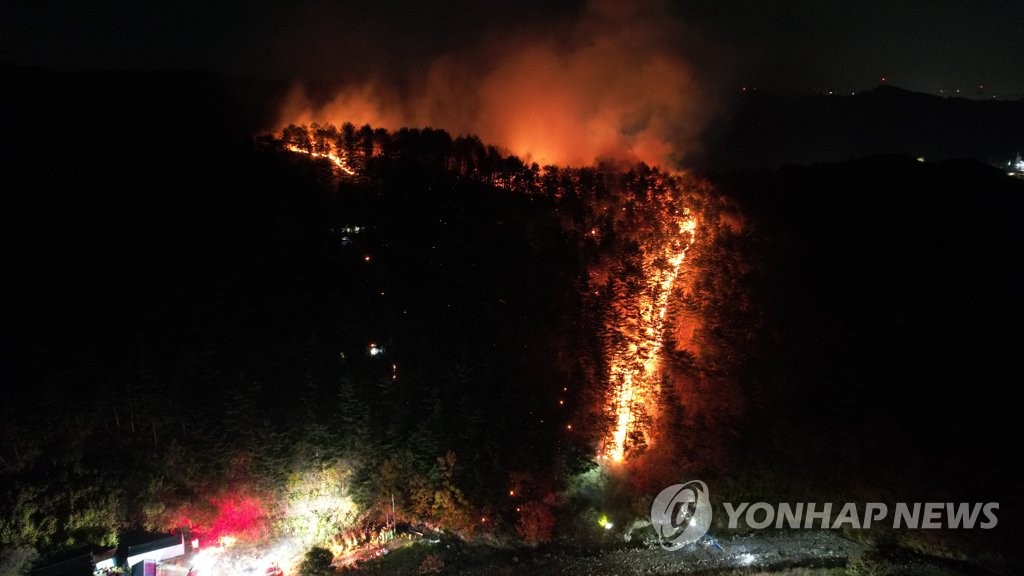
left=280, top=1, right=705, bottom=168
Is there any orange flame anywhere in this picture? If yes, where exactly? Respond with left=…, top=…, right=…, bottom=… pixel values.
left=276, top=1, right=705, bottom=169
left=284, top=143, right=356, bottom=176
left=601, top=214, right=697, bottom=462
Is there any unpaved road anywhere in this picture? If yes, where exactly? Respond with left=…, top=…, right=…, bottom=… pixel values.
left=446, top=532, right=859, bottom=575
left=428, top=531, right=1008, bottom=576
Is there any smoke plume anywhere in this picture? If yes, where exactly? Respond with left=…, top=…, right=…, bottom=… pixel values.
left=280, top=1, right=706, bottom=168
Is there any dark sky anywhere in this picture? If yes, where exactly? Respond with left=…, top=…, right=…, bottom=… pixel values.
left=3, top=0, right=1022, bottom=97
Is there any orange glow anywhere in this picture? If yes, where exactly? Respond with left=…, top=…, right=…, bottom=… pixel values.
left=284, top=143, right=356, bottom=175
left=601, top=208, right=699, bottom=463
left=276, top=2, right=705, bottom=168
left=273, top=3, right=715, bottom=463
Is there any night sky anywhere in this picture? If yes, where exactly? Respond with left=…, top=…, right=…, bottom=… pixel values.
left=3, top=0, right=1022, bottom=98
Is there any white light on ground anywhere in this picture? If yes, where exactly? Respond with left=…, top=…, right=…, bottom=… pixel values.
left=188, top=539, right=306, bottom=576
left=737, top=553, right=757, bottom=566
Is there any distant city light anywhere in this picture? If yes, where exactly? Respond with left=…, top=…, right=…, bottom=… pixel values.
left=369, top=344, right=384, bottom=356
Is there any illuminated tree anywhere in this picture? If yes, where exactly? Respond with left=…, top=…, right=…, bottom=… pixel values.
left=282, top=465, right=358, bottom=547
left=409, top=452, right=473, bottom=535
left=516, top=500, right=556, bottom=545
left=282, top=124, right=311, bottom=151
left=311, top=123, right=338, bottom=156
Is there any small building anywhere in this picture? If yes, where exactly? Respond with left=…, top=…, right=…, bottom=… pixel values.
left=130, top=560, right=157, bottom=576
left=124, top=535, right=185, bottom=570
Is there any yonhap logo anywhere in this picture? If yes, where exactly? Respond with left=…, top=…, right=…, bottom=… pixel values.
left=651, top=480, right=1000, bottom=552
left=650, top=480, right=713, bottom=550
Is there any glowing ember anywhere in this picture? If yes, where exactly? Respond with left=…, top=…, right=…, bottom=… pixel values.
left=601, top=210, right=698, bottom=463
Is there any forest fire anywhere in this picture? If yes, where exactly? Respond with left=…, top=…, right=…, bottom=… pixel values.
left=8, top=0, right=1024, bottom=569
left=275, top=1, right=704, bottom=169
left=277, top=121, right=707, bottom=466
left=284, top=143, right=355, bottom=176
left=601, top=213, right=698, bottom=462
left=272, top=0, right=712, bottom=469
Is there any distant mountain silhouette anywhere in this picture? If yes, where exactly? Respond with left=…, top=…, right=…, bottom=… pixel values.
left=697, top=84, right=1024, bottom=172
left=0, top=63, right=288, bottom=153
left=4, top=64, right=1020, bottom=174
